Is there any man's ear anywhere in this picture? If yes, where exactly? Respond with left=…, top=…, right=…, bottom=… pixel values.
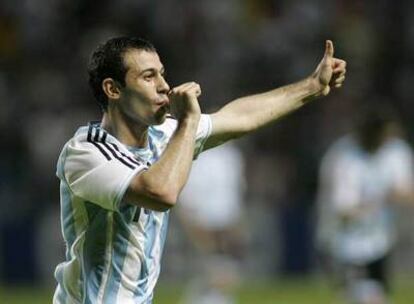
left=102, top=78, right=121, bottom=100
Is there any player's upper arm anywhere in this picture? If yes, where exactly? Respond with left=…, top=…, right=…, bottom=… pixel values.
left=203, top=111, right=249, bottom=150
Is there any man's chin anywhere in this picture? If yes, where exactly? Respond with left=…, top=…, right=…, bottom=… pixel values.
left=153, top=111, right=167, bottom=125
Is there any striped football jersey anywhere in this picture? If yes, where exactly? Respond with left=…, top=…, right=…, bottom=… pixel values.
left=53, top=115, right=212, bottom=304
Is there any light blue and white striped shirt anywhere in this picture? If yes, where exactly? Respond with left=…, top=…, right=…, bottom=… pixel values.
left=53, top=115, right=212, bottom=304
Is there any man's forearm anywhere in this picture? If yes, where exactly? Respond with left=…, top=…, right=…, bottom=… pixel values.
left=226, top=77, right=318, bottom=130
left=144, top=117, right=199, bottom=196
left=127, top=116, right=200, bottom=209
left=208, top=77, right=320, bottom=146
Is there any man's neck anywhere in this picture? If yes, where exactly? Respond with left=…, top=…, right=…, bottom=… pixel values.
left=101, top=110, right=149, bottom=149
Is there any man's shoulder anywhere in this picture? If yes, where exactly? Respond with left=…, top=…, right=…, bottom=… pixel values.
left=61, top=122, right=105, bottom=152
left=71, top=124, right=91, bottom=143
left=56, top=123, right=98, bottom=176
left=57, top=122, right=142, bottom=178
left=58, top=122, right=132, bottom=165
left=66, top=122, right=128, bottom=148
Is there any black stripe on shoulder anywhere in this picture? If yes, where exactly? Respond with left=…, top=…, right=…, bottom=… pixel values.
left=109, top=143, right=142, bottom=166
left=93, top=127, right=100, bottom=141
left=87, top=125, right=111, bottom=161
left=97, top=130, right=137, bottom=170
left=101, top=131, right=107, bottom=143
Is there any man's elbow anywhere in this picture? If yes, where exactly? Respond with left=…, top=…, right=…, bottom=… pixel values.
left=126, top=182, right=180, bottom=212
left=151, top=189, right=179, bottom=211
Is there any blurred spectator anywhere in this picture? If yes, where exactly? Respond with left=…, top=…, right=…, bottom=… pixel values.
left=316, top=105, right=414, bottom=304
left=177, top=142, right=247, bottom=304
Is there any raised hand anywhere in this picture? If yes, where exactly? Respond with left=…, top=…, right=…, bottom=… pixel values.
left=312, top=40, right=347, bottom=96
left=168, top=82, right=202, bottom=122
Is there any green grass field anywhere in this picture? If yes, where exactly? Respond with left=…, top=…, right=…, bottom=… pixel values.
left=1, top=276, right=413, bottom=303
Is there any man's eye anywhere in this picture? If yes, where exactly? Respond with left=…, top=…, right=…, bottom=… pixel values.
left=144, top=74, right=154, bottom=80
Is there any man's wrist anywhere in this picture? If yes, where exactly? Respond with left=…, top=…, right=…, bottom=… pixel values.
left=305, top=75, right=328, bottom=99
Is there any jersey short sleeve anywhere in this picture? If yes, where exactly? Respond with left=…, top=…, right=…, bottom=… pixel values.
left=155, top=114, right=212, bottom=158
left=194, top=114, right=213, bottom=157
left=59, top=126, right=146, bottom=211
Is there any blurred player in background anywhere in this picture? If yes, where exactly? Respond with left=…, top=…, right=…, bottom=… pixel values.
left=53, top=36, right=346, bottom=304
left=178, top=142, right=246, bottom=304
left=316, top=106, right=414, bottom=304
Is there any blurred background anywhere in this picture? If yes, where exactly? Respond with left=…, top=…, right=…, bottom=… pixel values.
left=1, top=0, right=414, bottom=303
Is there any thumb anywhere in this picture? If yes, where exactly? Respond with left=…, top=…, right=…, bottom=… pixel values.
left=324, top=40, right=334, bottom=59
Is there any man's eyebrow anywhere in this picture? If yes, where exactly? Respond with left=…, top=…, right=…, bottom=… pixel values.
left=139, top=67, right=165, bottom=75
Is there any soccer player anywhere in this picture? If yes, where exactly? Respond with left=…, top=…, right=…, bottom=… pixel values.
left=53, top=37, right=346, bottom=304
left=316, top=107, right=414, bottom=304
left=177, top=142, right=246, bottom=304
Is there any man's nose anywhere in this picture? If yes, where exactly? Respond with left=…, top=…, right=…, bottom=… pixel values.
left=158, top=76, right=170, bottom=94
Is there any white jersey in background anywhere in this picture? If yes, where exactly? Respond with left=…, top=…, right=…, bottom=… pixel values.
left=179, top=142, right=245, bottom=230
left=53, top=115, right=212, bottom=304
left=317, top=135, right=414, bottom=265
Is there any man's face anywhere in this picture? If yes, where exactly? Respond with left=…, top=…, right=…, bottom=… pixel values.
left=118, top=49, right=170, bottom=126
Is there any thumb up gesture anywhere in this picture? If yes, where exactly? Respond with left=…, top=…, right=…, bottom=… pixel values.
left=312, top=40, right=347, bottom=96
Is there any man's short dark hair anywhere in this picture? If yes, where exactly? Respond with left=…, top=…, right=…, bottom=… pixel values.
left=87, top=37, right=156, bottom=112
